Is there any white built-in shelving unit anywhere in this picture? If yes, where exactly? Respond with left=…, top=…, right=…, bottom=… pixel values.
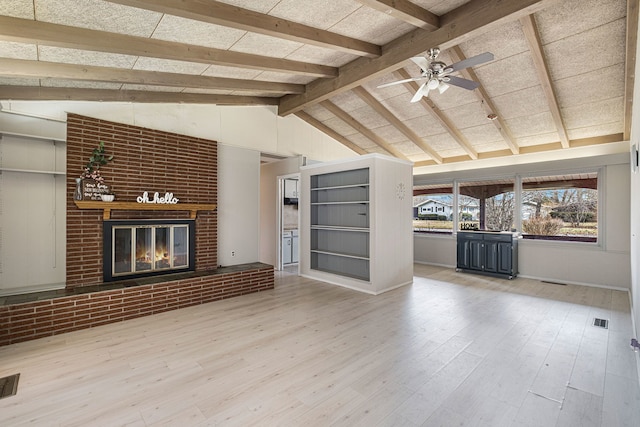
left=301, top=154, right=413, bottom=294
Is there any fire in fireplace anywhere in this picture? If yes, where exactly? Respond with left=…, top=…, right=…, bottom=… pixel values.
left=103, top=219, right=195, bottom=281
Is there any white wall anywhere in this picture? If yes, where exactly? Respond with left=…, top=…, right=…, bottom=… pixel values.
left=629, top=10, right=640, bottom=383
left=217, top=144, right=260, bottom=266
left=414, top=151, right=631, bottom=290
left=0, top=102, right=356, bottom=161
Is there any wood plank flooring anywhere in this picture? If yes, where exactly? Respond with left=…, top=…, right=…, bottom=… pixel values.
left=1, top=264, right=639, bottom=426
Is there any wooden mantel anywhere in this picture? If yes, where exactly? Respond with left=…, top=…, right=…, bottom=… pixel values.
left=74, top=200, right=217, bottom=220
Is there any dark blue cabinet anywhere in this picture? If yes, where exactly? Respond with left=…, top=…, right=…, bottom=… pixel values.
left=457, top=231, right=519, bottom=279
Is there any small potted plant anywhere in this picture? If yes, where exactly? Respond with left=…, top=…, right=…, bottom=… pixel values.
left=75, top=141, right=114, bottom=201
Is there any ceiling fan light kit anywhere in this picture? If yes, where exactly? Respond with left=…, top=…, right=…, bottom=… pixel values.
left=378, top=47, right=494, bottom=102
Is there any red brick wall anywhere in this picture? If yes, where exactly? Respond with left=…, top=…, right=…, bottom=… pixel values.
left=0, top=265, right=274, bottom=346
left=66, top=114, right=218, bottom=287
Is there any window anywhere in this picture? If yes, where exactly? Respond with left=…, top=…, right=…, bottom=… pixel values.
left=413, top=171, right=599, bottom=243
left=521, top=172, right=598, bottom=242
left=413, top=183, right=453, bottom=234
left=458, top=178, right=515, bottom=231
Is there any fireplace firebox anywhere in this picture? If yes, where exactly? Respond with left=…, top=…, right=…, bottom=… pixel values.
left=103, top=219, right=195, bottom=282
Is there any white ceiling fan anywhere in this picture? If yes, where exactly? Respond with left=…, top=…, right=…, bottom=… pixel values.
left=377, top=48, right=494, bottom=102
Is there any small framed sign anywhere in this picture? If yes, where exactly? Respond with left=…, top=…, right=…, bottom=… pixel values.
left=82, top=179, right=110, bottom=201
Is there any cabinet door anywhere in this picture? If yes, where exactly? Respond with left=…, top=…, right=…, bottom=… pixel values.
left=496, top=242, right=513, bottom=275
left=484, top=241, right=499, bottom=273
left=469, top=240, right=484, bottom=270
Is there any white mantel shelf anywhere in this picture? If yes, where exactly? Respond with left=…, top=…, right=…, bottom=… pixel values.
left=73, top=200, right=217, bottom=220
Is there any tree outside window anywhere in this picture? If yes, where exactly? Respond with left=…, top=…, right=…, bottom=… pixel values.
left=458, top=179, right=515, bottom=231
left=521, top=173, right=597, bottom=242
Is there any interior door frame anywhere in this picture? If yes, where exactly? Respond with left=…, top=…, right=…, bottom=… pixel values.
left=276, top=172, right=300, bottom=271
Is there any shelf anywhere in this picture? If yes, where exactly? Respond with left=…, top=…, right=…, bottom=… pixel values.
left=311, top=201, right=369, bottom=205
left=0, top=167, right=65, bottom=175
left=311, top=183, right=369, bottom=191
left=310, top=225, right=369, bottom=232
left=310, top=249, right=369, bottom=261
left=0, top=131, right=66, bottom=143
left=74, top=200, right=217, bottom=220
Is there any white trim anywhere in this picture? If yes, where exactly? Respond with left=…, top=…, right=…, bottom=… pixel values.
left=0, top=283, right=65, bottom=297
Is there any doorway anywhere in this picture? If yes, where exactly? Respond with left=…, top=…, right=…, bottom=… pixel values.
left=277, top=173, right=300, bottom=272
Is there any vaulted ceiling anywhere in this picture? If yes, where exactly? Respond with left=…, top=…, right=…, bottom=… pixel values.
left=0, top=0, right=636, bottom=167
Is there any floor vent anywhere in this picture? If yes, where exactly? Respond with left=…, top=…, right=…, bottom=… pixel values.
left=593, top=318, right=609, bottom=329
left=0, top=373, right=19, bottom=399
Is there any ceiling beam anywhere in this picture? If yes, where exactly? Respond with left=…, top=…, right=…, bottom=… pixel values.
left=0, top=86, right=278, bottom=105
left=0, top=58, right=304, bottom=94
left=0, top=16, right=336, bottom=78
left=320, top=100, right=410, bottom=160
left=106, top=0, right=380, bottom=58
left=395, top=68, right=477, bottom=160
left=448, top=46, right=519, bottom=154
left=295, top=111, right=368, bottom=155
left=279, top=0, right=555, bottom=116
left=520, top=14, right=570, bottom=149
left=624, top=0, right=639, bottom=140
left=356, top=0, right=439, bottom=30
left=352, top=86, right=442, bottom=163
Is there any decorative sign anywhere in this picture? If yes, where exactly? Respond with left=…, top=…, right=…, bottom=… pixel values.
left=82, top=179, right=111, bottom=201
left=137, top=191, right=179, bottom=204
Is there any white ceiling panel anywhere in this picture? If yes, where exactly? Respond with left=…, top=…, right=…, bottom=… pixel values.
left=0, top=41, right=38, bottom=60
left=474, top=52, right=539, bottom=97
left=460, top=19, right=529, bottom=61
left=535, top=0, right=626, bottom=45
left=445, top=101, right=492, bottom=129
left=491, top=86, right=549, bottom=120
left=40, top=79, right=122, bottom=89
left=544, top=18, right=626, bottom=81
left=506, top=111, right=557, bottom=137
left=34, top=0, right=161, bottom=37
left=200, top=65, right=262, bottom=80
left=567, top=122, right=624, bottom=140
left=329, top=6, right=414, bottom=45
left=151, top=15, right=246, bottom=50
left=121, top=84, right=185, bottom=92
left=304, top=104, right=333, bottom=122
left=38, top=46, right=137, bottom=68
left=348, top=133, right=379, bottom=149
left=516, top=132, right=559, bottom=147
left=349, top=106, right=390, bottom=129
left=420, top=0, right=470, bottom=15
left=429, top=83, right=478, bottom=111
left=373, top=124, right=411, bottom=143
left=555, top=64, right=625, bottom=108
left=269, top=0, right=361, bottom=30
left=474, top=141, right=513, bottom=153
left=422, top=133, right=465, bottom=151
left=323, top=116, right=360, bottom=136
left=382, top=96, right=430, bottom=121
left=330, top=91, right=368, bottom=113
left=133, top=58, right=209, bottom=75
left=230, top=33, right=303, bottom=58
left=0, top=77, right=40, bottom=86
left=285, top=45, right=357, bottom=68
left=459, top=124, right=505, bottom=147
left=404, top=114, right=447, bottom=138
left=253, top=71, right=314, bottom=85
left=562, top=97, right=624, bottom=130
left=0, top=0, right=33, bottom=18
left=220, top=0, right=280, bottom=14
left=407, top=152, right=434, bottom=163
left=390, top=140, right=424, bottom=156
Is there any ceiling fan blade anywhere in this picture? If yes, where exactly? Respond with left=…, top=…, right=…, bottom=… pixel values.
left=446, top=75, right=480, bottom=90
left=447, top=52, right=494, bottom=72
left=377, top=76, right=424, bottom=89
left=410, top=56, right=430, bottom=70
left=411, top=82, right=429, bottom=102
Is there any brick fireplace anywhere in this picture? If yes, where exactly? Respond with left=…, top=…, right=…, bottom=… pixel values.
left=0, top=114, right=273, bottom=346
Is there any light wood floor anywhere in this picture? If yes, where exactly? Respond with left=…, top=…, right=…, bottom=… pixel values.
left=1, top=264, right=639, bottom=426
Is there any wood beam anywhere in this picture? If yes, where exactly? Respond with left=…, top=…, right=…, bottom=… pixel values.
left=356, top=0, right=439, bottom=30
left=448, top=46, right=520, bottom=154
left=352, top=86, right=442, bottom=163
left=0, top=16, right=337, bottom=78
left=395, top=68, right=477, bottom=160
left=320, top=100, right=410, bottom=160
left=520, top=14, right=570, bottom=148
left=624, top=0, right=639, bottom=140
left=0, top=58, right=304, bottom=94
left=106, top=0, right=380, bottom=58
left=295, top=112, right=368, bottom=155
left=0, top=86, right=278, bottom=105
left=279, top=0, right=554, bottom=115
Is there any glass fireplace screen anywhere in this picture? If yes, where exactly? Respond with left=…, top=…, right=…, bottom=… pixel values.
left=104, top=220, right=195, bottom=281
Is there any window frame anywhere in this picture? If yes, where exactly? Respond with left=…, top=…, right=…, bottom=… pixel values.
left=412, top=167, right=602, bottom=245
